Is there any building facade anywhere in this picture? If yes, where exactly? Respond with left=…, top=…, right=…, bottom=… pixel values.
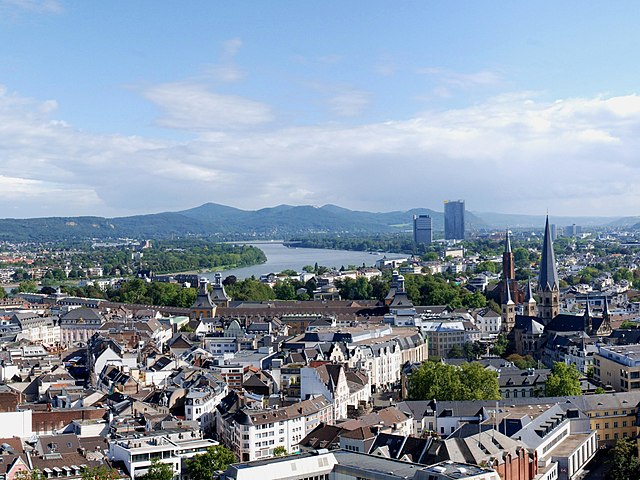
left=413, top=214, right=432, bottom=245
left=444, top=200, right=465, bottom=240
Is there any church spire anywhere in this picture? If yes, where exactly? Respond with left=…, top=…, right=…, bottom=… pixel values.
left=525, top=278, right=535, bottom=303
left=524, top=277, right=536, bottom=316
left=501, top=278, right=516, bottom=334
left=537, top=216, right=560, bottom=322
left=584, top=295, right=593, bottom=335
left=539, top=216, right=559, bottom=291
left=502, top=228, right=515, bottom=282
left=584, top=296, right=592, bottom=318
left=505, top=278, right=514, bottom=305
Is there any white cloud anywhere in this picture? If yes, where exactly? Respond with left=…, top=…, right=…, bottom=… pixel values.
left=0, top=0, right=62, bottom=14
left=4, top=84, right=640, bottom=217
left=328, top=90, right=370, bottom=117
left=418, top=67, right=503, bottom=88
left=143, top=82, right=273, bottom=131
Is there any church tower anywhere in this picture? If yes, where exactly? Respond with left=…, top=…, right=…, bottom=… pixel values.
left=501, top=278, right=516, bottom=334
left=503, top=229, right=515, bottom=281
left=191, top=278, right=217, bottom=320
left=538, top=216, right=560, bottom=322
left=524, top=278, right=537, bottom=316
left=500, top=229, right=519, bottom=304
left=583, top=296, right=593, bottom=335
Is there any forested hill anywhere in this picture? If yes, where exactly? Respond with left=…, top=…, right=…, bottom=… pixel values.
left=0, top=203, right=484, bottom=242
left=0, top=202, right=622, bottom=242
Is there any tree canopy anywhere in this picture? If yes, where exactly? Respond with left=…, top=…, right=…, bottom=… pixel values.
left=139, top=460, right=173, bottom=480
left=607, top=437, right=640, bottom=480
left=186, top=445, right=237, bottom=480
left=81, top=465, right=118, bottom=480
left=408, top=361, right=500, bottom=401
left=545, top=362, right=582, bottom=397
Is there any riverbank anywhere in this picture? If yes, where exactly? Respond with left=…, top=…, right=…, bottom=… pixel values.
left=200, top=243, right=407, bottom=281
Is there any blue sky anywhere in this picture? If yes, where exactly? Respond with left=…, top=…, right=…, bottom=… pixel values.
left=1, top=1, right=640, bottom=217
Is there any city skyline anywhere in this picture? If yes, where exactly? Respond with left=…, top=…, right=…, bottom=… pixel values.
left=2, top=2, right=640, bottom=218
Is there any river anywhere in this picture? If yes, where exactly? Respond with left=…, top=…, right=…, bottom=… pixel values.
left=200, top=243, right=408, bottom=280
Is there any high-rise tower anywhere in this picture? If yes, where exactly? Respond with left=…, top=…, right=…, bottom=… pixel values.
left=444, top=200, right=465, bottom=240
left=537, top=216, right=560, bottom=322
left=413, top=215, right=432, bottom=244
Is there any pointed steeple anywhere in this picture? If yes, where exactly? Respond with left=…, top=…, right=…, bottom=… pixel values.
left=502, top=228, right=515, bottom=281
left=584, top=295, right=593, bottom=335
left=603, top=297, right=611, bottom=317
left=525, top=278, right=535, bottom=303
left=504, top=278, right=514, bottom=305
left=523, top=277, right=537, bottom=316
left=538, top=216, right=559, bottom=291
left=584, top=296, right=592, bottom=318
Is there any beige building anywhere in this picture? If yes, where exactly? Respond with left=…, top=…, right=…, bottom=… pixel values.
left=593, top=344, right=640, bottom=392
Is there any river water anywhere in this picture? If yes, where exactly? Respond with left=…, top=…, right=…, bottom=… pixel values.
left=200, top=243, right=407, bottom=280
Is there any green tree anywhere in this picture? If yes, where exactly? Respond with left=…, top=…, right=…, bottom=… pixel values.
left=81, top=465, right=118, bottom=480
left=447, top=345, right=464, bottom=358
left=607, top=437, right=640, bottom=480
left=422, top=252, right=439, bottom=262
left=506, top=354, right=537, bottom=370
left=280, top=269, right=298, bottom=277
left=513, top=247, right=531, bottom=269
left=273, top=280, right=296, bottom=300
left=475, top=261, right=498, bottom=274
left=408, top=362, right=463, bottom=400
left=545, top=362, right=582, bottom=397
left=186, top=445, right=237, bottom=479
left=621, top=320, right=640, bottom=329
left=16, top=280, right=38, bottom=293
left=491, top=334, right=509, bottom=357
left=459, top=363, right=500, bottom=401
left=273, top=446, right=287, bottom=457
left=226, top=278, right=275, bottom=301
left=461, top=291, right=487, bottom=309
left=139, top=460, right=173, bottom=480
left=16, top=470, right=45, bottom=480
left=408, top=361, right=499, bottom=401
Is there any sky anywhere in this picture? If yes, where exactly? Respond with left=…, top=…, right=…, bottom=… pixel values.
left=2, top=1, right=640, bottom=218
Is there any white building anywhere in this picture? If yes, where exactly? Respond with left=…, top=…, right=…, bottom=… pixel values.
left=300, top=364, right=350, bottom=421
left=219, top=396, right=333, bottom=462
left=184, top=385, right=228, bottom=433
left=108, top=430, right=219, bottom=479
left=474, top=308, right=502, bottom=339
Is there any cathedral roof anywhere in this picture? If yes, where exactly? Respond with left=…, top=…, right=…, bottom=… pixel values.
left=538, top=216, right=559, bottom=291
left=544, top=313, right=606, bottom=334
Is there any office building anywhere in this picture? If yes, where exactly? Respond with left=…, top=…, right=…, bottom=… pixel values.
left=444, top=200, right=465, bottom=240
left=413, top=214, right=432, bottom=244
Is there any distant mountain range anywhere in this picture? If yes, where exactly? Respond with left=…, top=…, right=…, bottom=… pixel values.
left=0, top=203, right=634, bottom=242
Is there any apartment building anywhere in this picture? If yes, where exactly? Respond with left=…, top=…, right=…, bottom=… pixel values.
left=593, top=344, right=640, bottom=391
left=219, top=396, right=333, bottom=462
left=184, top=385, right=228, bottom=433
left=108, top=429, right=219, bottom=479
